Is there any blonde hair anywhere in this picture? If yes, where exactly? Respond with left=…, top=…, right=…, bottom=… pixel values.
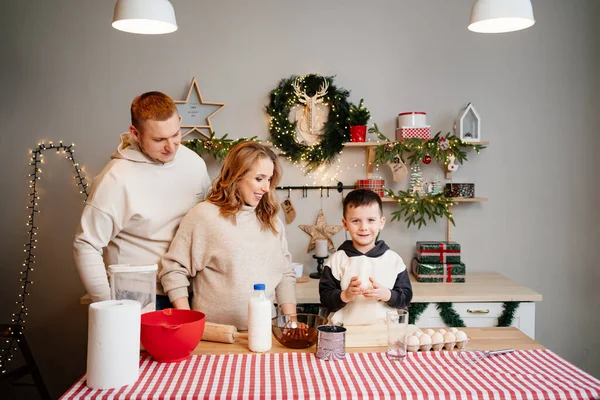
left=208, top=141, right=281, bottom=234
left=130, top=91, right=177, bottom=131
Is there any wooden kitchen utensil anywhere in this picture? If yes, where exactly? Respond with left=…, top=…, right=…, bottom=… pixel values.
left=202, top=322, right=248, bottom=344
left=345, top=322, right=421, bottom=348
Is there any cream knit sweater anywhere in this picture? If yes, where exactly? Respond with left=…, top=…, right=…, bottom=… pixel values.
left=160, top=202, right=296, bottom=330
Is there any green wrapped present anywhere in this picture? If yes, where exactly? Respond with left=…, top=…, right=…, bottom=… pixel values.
left=416, top=241, right=461, bottom=263
left=411, top=258, right=466, bottom=283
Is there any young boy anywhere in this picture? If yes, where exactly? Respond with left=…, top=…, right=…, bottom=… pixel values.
left=319, top=189, right=412, bottom=326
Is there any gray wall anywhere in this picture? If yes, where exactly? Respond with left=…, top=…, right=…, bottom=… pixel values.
left=1, top=0, right=599, bottom=396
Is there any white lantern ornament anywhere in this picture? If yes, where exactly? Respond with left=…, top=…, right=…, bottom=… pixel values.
left=454, top=102, right=481, bottom=142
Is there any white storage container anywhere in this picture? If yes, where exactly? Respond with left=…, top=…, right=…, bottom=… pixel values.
left=109, top=264, right=157, bottom=314
left=398, top=112, right=427, bottom=128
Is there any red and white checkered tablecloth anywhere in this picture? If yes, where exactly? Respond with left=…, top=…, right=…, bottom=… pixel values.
left=61, top=349, right=600, bottom=399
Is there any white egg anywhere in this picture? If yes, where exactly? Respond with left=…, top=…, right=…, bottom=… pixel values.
left=443, top=332, right=456, bottom=343
left=407, top=335, right=420, bottom=346
left=419, top=334, right=432, bottom=345
left=413, top=331, right=423, bottom=338
left=449, top=327, right=459, bottom=334
left=455, top=331, right=468, bottom=342
left=438, top=329, right=447, bottom=336
left=443, top=332, right=456, bottom=350
left=431, top=332, right=444, bottom=344
left=425, top=329, right=435, bottom=336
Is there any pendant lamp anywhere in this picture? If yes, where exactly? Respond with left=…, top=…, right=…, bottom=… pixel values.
left=468, top=0, right=535, bottom=33
left=112, top=0, right=178, bottom=35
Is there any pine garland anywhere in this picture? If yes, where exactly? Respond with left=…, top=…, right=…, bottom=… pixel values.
left=386, top=189, right=456, bottom=229
left=436, top=302, right=466, bottom=327
left=409, top=302, right=520, bottom=328
left=184, top=132, right=257, bottom=161
left=497, top=301, right=520, bottom=327
left=408, top=303, right=429, bottom=325
left=369, top=125, right=486, bottom=167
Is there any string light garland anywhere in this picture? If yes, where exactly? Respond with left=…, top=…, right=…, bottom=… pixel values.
left=368, top=124, right=486, bottom=167
left=0, top=141, right=89, bottom=375
left=266, top=74, right=352, bottom=173
left=386, top=189, right=456, bottom=229
left=408, top=302, right=520, bottom=328
left=184, top=132, right=258, bottom=161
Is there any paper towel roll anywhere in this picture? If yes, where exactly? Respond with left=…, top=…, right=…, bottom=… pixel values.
left=86, top=300, right=141, bottom=390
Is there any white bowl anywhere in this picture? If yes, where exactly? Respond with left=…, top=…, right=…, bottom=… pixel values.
left=292, top=263, right=303, bottom=278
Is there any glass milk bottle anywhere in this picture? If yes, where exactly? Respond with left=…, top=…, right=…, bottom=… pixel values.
left=248, top=283, right=272, bottom=352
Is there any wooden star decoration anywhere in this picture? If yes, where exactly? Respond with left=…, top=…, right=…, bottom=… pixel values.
left=299, top=209, right=343, bottom=253
left=175, top=77, right=226, bottom=140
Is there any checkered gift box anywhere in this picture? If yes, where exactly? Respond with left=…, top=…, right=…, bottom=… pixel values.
left=395, top=126, right=431, bottom=140
left=355, top=179, right=385, bottom=197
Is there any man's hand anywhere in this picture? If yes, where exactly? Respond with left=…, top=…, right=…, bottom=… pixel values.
left=341, top=276, right=363, bottom=303
left=362, top=277, right=391, bottom=302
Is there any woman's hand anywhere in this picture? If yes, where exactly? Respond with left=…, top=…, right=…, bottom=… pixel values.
left=172, top=297, right=191, bottom=310
left=341, top=276, right=363, bottom=303
left=362, top=277, right=391, bottom=302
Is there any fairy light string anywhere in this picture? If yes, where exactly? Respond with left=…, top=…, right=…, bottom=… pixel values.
left=0, top=141, right=89, bottom=375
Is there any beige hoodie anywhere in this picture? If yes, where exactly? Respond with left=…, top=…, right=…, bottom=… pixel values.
left=73, top=133, right=211, bottom=302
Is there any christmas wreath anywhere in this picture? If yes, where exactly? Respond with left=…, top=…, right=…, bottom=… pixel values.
left=266, top=74, right=352, bottom=172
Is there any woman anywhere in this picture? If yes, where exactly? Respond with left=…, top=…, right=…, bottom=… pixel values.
left=159, top=141, right=297, bottom=329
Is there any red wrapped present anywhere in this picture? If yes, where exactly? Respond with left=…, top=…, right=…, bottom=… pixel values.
left=356, top=179, right=384, bottom=197
left=395, top=126, right=431, bottom=140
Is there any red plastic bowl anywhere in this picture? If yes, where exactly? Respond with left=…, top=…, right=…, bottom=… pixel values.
left=140, top=309, right=206, bottom=362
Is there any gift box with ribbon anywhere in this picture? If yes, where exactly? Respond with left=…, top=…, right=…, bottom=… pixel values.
left=395, top=126, right=431, bottom=141
left=411, top=258, right=466, bottom=283
left=416, top=241, right=461, bottom=263
left=444, top=183, right=475, bottom=198
left=355, top=179, right=385, bottom=197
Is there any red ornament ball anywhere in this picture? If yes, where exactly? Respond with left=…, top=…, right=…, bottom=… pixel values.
left=423, top=155, right=432, bottom=164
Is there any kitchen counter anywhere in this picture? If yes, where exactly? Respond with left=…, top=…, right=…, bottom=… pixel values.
left=192, top=327, right=543, bottom=355
left=297, top=271, right=542, bottom=303
left=80, top=272, right=542, bottom=304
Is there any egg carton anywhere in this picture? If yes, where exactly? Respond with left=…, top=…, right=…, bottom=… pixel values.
left=406, top=328, right=469, bottom=352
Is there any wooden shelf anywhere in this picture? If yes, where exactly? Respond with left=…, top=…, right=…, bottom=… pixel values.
left=344, top=141, right=489, bottom=148
left=450, top=197, right=488, bottom=203
left=381, top=196, right=487, bottom=203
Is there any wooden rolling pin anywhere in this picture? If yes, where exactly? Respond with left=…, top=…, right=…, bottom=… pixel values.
left=203, top=322, right=248, bottom=344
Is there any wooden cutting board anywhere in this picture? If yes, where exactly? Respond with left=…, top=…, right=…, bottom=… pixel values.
left=345, top=322, right=421, bottom=348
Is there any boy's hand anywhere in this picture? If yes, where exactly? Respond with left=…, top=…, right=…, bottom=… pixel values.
left=341, top=276, right=363, bottom=303
left=362, top=277, right=391, bottom=302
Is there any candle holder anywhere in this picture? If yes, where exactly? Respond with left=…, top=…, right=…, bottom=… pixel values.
left=310, top=255, right=329, bottom=279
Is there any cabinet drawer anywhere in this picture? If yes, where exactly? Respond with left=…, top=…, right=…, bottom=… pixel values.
left=414, top=302, right=536, bottom=339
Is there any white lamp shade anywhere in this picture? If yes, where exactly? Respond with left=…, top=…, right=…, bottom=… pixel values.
left=468, top=0, right=535, bottom=33
left=112, top=0, right=177, bottom=35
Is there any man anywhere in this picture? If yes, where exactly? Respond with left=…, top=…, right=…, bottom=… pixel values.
left=73, top=91, right=211, bottom=305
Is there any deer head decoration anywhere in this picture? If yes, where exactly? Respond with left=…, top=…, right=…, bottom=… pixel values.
left=291, top=78, right=329, bottom=144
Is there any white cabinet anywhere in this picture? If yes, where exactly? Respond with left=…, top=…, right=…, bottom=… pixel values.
left=415, top=302, right=536, bottom=339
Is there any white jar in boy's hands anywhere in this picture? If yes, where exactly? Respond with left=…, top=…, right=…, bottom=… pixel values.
left=248, top=283, right=272, bottom=352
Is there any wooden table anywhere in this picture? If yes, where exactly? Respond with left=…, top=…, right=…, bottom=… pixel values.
left=62, top=327, right=600, bottom=399
left=192, top=327, right=543, bottom=355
